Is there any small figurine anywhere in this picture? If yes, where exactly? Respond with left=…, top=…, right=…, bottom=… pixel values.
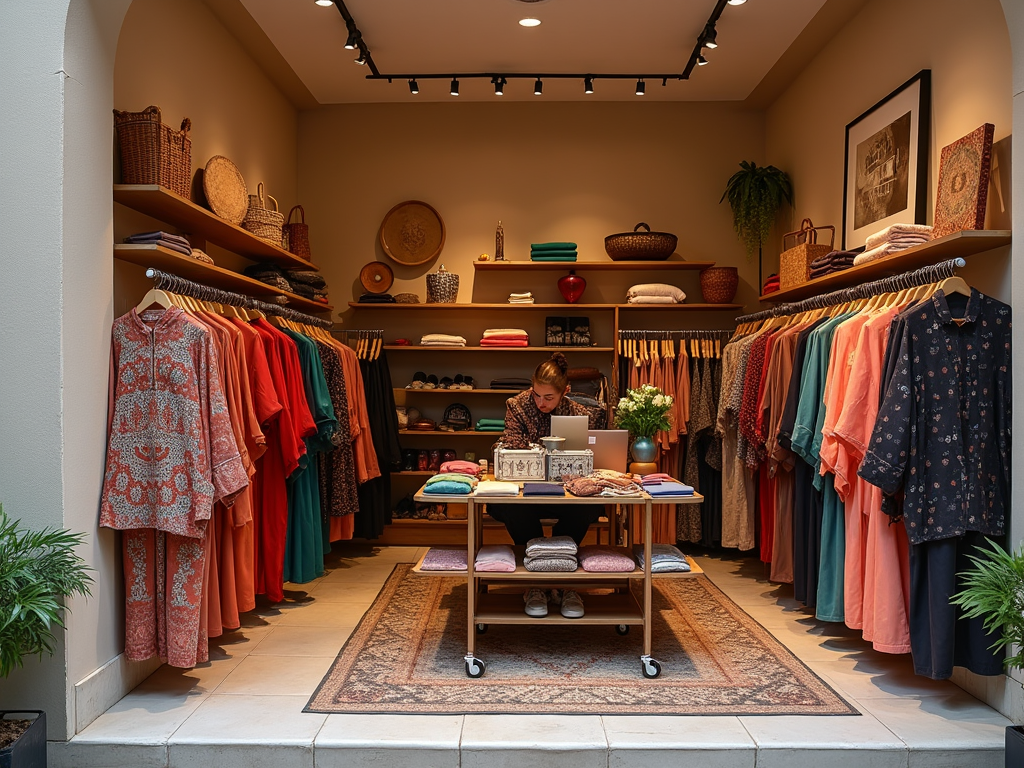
left=478, top=253, right=490, bottom=261
left=495, top=220, right=505, bottom=261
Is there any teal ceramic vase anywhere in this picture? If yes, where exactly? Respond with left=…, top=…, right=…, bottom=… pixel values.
left=630, top=436, right=657, bottom=463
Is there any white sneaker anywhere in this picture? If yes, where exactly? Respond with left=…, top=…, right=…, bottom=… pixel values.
left=560, top=589, right=585, bottom=618
left=524, top=588, right=549, bottom=617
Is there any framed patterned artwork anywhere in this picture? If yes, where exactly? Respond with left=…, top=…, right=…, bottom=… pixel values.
left=932, top=123, right=996, bottom=238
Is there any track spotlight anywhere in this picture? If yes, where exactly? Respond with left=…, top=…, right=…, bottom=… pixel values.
left=703, top=25, right=718, bottom=49
left=584, top=76, right=594, bottom=94
left=450, top=78, right=460, bottom=96
left=354, top=49, right=368, bottom=65
left=534, top=78, right=543, bottom=95
left=697, top=54, right=709, bottom=66
left=344, top=30, right=359, bottom=49
left=493, top=77, right=506, bottom=96
left=314, top=0, right=334, bottom=6
left=409, top=79, right=419, bottom=94
left=635, top=79, right=645, bottom=95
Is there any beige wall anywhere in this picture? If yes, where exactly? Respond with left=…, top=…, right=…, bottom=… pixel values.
left=113, top=0, right=300, bottom=315
left=299, top=101, right=766, bottom=326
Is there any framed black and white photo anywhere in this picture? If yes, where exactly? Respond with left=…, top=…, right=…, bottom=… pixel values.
left=842, top=70, right=931, bottom=249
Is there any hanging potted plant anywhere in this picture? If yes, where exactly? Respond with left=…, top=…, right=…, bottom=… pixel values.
left=951, top=539, right=1024, bottom=768
left=0, top=505, right=92, bottom=768
left=720, top=160, right=793, bottom=289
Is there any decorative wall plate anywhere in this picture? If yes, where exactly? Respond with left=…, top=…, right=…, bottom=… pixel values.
left=360, top=261, right=395, bottom=294
left=202, top=155, right=248, bottom=224
left=378, top=200, right=446, bottom=266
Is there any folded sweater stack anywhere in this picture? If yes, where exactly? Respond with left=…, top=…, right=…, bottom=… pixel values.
left=476, top=418, right=505, bottom=432
left=286, top=269, right=329, bottom=303
left=422, top=473, right=479, bottom=495
left=531, top=242, right=578, bottom=262
left=475, top=544, right=516, bottom=572
left=420, top=333, right=466, bottom=347
left=808, top=250, right=858, bottom=279
left=762, top=273, right=780, bottom=295
left=419, top=547, right=468, bottom=571
left=439, top=459, right=482, bottom=477
left=125, top=230, right=193, bottom=257
left=634, top=543, right=691, bottom=573
left=578, top=545, right=636, bottom=573
left=244, top=263, right=292, bottom=292
left=626, top=283, right=686, bottom=305
left=509, top=292, right=534, bottom=304
left=524, top=535, right=578, bottom=572
left=358, top=293, right=395, bottom=303
left=480, top=328, right=529, bottom=347
left=474, top=480, right=519, bottom=496
left=853, top=224, right=933, bottom=266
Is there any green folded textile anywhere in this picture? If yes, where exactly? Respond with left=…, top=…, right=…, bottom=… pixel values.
left=530, top=250, right=578, bottom=258
left=531, top=242, right=578, bottom=251
left=475, top=426, right=505, bottom=432
left=476, top=418, right=506, bottom=427
left=530, top=256, right=578, bottom=262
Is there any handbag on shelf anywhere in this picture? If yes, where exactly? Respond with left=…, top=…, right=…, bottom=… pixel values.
left=283, top=205, right=312, bottom=260
left=779, top=218, right=835, bottom=291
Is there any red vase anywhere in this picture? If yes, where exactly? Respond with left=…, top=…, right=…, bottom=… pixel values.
left=557, top=270, right=587, bottom=303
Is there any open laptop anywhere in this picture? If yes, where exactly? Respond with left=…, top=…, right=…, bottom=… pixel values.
left=588, top=429, right=630, bottom=472
left=549, top=415, right=589, bottom=451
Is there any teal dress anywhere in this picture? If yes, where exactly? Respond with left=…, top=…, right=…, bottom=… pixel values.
left=282, top=331, right=337, bottom=584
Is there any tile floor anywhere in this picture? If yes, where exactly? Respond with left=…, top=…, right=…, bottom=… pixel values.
left=50, top=546, right=1013, bottom=768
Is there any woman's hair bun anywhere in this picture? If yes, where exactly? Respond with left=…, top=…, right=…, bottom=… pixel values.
left=549, top=352, right=569, bottom=373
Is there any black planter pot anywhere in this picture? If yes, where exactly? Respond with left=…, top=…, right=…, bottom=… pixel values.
left=1007, top=725, right=1024, bottom=768
left=0, top=711, right=45, bottom=768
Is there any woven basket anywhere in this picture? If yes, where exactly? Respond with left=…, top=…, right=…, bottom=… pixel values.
left=604, top=223, right=677, bottom=261
left=284, top=205, right=311, bottom=260
left=699, top=267, right=739, bottom=304
left=779, top=218, right=835, bottom=291
left=242, top=182, right=285, bottom=246
left=113, top=106, right=191, bottom=199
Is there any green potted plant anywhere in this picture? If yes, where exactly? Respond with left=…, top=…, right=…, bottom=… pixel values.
left=614, top=384, right=673, bottom=470
left=951, top=539, right=1024, bottom=767
left=0, top=504, right=92, bottom=768
left=720, top=160, right=793, bottom=289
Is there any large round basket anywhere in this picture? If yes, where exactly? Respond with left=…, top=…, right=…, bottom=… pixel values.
left=699, top=266, right=739, bottom=304
left=605, top=223, right=677, bottom=261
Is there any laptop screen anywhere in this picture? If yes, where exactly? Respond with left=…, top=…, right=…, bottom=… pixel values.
left=549, top=415, right=589, bottom=451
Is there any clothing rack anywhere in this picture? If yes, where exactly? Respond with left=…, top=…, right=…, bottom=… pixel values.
left=144, top=268, right=334, bottom=329
left=735, top=257, right=967, bottom=324
left=334, top=328, right=385, bottom=360
left=617, top=329, right=733, bottom=339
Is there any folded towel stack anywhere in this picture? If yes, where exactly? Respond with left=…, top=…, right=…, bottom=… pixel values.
left=480, top=328, right=529, bottom=347
left=125, top=230, right=193, bottom=257
left=491, top=377, right=532, bottom=390
left=808, top=250, right=858, bottom=279
left=474, top=544, right=516, bottom=572
left=578, top=545, right=636, bottom=573
left=439, top=460, right=482, bottom=476
left=522, top=482, right=566, bottom=496
left=474, top=480, right=519, bottom=496
left=762, top=273, right=780, bottom=295
left=509, top=292, right=535, bottom=304
left=634, top=543, right=691, bottom=573
left=285, top=269, right=329, bottom=303
left=854, top=224, right=934, bottom=266
left=642, top=480, right=695, bottom=497
left=423, top=473, right=479, bottom=495
left=244, top=263, right=293, bottom=292
left=626, top=283, right=686, bottom=304
left=531, top=242, right=578, bottom=262
left=420, top=547, right=468, bottom=571
left=524, top=535, right=578, bottom=572
left=475, top=418, right=505, bottom=432
left=420, top=333, right=467, bottom=347
left=357, top=293, right=395, bottom=303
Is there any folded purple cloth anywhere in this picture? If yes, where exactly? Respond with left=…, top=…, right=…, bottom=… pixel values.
left=579, top=545, right=636, bottom=572
left=420, top=547, right=467, bottom=571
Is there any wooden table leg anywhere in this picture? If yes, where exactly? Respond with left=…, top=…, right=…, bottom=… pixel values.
left=643, top=498, right=653, bottom=659
left=467, top=497, right=476, bottom=658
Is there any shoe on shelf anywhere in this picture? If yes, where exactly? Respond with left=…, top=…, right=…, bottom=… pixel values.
left=424, top=374, right=439, bottom=389
left=523, top=587, right=549, bottom=617
left=407, top=371, right=427, bottom=389
left=560, top=589, right=585, bottom=618
left=439, top=376, right=453, bottom=389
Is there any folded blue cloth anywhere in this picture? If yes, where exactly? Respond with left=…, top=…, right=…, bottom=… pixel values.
left=531, top=242, right=578, bottom=251
left=634, top=543, right=691, bottom=572
left=531, top=250, right=578, bottom=258
left=644, top=481, right=694, bottom=497
left=423, top=480, right=472, bottom=495
left=522, top=482, right=565, bottom=497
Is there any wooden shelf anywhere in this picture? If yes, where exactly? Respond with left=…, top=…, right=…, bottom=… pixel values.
left=113, top=184, right=316, bottom=271
left=391, top=470, right=438, bottom=476
left=474, top=591, right=643, bottom=625
left=396, top=388, right=525, bottom=395
left=351, top=302, right=741, bottom=312
left=759, top=230, right=1012, bottom=303
left=474, top=260, right=715, bottom=271
left=618, top=303, right=743, bottom=311
left=399, top=430, right=502, bottom=436
left=384, top=346, right=614, bottom=352
left=114, top=244, right=333, bottom=314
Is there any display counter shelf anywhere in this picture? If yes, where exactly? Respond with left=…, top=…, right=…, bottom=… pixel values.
left=384, top=346, right=615, bottom=352
left=474, top=260, right=716, bottom=271
left=351, top=302, right=742, bottom=311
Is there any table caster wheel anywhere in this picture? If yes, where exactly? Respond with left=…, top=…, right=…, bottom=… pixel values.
left=465, top=657, right=486, bottom=678
left=615, top=624, right=630, bottom=635
left=641, top=657, right=662, bottom=679
left=476, top=623, right=488, bottom=634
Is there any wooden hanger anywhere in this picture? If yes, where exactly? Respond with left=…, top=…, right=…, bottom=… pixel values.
left=136, top=287, right=174, bottom=312
left=937, top=275, right=971, bottom=298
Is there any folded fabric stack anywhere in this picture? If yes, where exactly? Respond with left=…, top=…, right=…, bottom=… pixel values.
left=563, top=470, right=643, bottom=497
left=420, top=333, right=467, bottom=347
left=626, top=283, right=686, bottom=304
left=286, top=269, right=330, bottom=303
left=423, top=473, right=479, bottom=495
left=531, top=242, right=578, bottom=262
left=642, top=480, right=695, bottom=497
left=474, top=480, right=519, bottom=496
left=762, top=273, right=780, bottom=295
left=522, top=482, right=566, bottom=496
left=509, top=292, right=535, bottom=304
left=439, top=459, right=482, bottom=476
left=853, top=224, right=934, bottom=266
left=243, top=263, right=293, bottom=292
left=808, top=250, right=858, bottom=279
left=125, top=230, right=193, bottom=257
left=524, top=535, right=578, bottom=572
left=633, top=543, right=691, bottom=573
left=394, top=292, right=420, bottom=303
left=357, top=293, right=395, bottom=303
left=579, top=545, right=636, bottom=573
left=491, top=377, right=532, bottom=390
left=420, top=547, right=468, bottom=571
left=474, top=544, right=516, bottom=572
left=480, top=329, right=529, bottom=347
left=476, top=418, right=505, bottom=432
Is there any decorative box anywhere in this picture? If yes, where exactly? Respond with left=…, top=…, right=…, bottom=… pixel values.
left=493, top=444, right=546, bottom=481
left=546, top=449, right=594, bottom=480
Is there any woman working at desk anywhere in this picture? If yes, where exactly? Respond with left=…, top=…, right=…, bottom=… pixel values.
left=488, top=353, right=600, bottom=618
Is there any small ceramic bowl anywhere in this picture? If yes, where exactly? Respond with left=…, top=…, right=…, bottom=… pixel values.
left=540, top=436, right=566, bottom=451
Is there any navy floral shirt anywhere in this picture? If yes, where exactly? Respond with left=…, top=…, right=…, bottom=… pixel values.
left=858, top=289, right=1011, bottom=545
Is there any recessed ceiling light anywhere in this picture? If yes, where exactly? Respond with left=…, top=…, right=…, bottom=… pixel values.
left=314, top=0, right=334, bottom=6
left=519, top=18, right=542, bottom=27
left=727, top=0, right=747, bottom=5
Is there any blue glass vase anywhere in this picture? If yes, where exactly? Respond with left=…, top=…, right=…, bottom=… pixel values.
left=630, top=436, right=657, bottom=463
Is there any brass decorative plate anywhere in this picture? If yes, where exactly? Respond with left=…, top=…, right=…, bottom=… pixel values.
left=360, top=261, right=395, bottom=294
left=378, top=200, right=446, bottom=266
left=203, top=155, right=248, bottom=225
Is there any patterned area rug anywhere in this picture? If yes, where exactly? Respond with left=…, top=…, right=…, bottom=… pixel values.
left=305, top=565, right=857, bottom=715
